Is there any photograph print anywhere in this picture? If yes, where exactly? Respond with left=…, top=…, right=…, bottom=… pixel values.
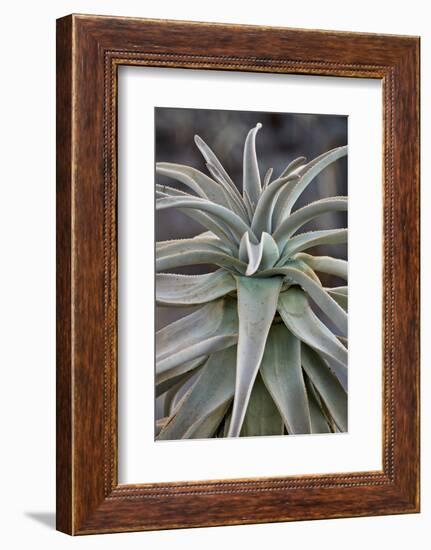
left=155, top=107, right=348, bottom=440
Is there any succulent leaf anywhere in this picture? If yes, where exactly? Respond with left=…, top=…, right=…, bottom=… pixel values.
left=161, top=368, right=202, bottom=418
left=259, top=232, right=281, bottom=271
left=262, top=167, right=274, bottom=190
left=305, top=377, right=332, bottom=433
left=273, top=197, right=348, bottom=250
left=156, top=270, right=236, bottom=306
left=326, top=287, right=348, bottom=311
left=238, top=232, right=263, bottom=276
left=227, top=275, right=283, bottom=437
left=279, top=155, right=307, bottom=178
left=156, top=164, right=247, bottom=223
left=156, top=195, right=256, bottom=244
left=243, top=190, right=254, bottom=220
left=239, top=231, right=280, bottom=276
left=279, top=228, right=348, bottom=260
left=156, top=234, right=229, bottom=252
left=156, top=299, right=238, bottom=373
left=156, top=182, right=193, bottom=199
left=156, top=417, right=169, bottom=436
left=156, top=184, right=238, bottom=249
left=156, top=163, right=230, bottom=207
left=260, top=325, right=311, bottom=434
left=239, top=374, right=284, bottom=436
left=294, top=253, right=348, bottom=280
left=156, top=239, right=247, bottom=273
left=156, top=355, right=207, bottom=397
left=257, top=258, right=321, bottom=284
left=194, top=135, right=237, bottom=191
left=158, top=347, right=237, bottom=440
left=194, top=134, right=248, bottom=217
left=282, top=145, right=348, bottom=216
left=263, top=266, right=348, bottom=336
left=251, top=174, right=299, bottom=237
left=243, top=123, right=263, bottom=209
left=322, top=356, right=348, bottom=392
left=301, top=344, right=347, bottom=431
left=272, top=181, right=297, bottom=230
left=277, top=287, right=348, bottom=368
left=206, top=161, right=251, bottom=221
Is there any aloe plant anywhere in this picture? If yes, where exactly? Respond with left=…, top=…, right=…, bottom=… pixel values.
left=155, top=122, right=348, bottom=439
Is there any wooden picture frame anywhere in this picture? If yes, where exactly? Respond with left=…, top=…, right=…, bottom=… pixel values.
left=56, top=14, right=420, bottom=535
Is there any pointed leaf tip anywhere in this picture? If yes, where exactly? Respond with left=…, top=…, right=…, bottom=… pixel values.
left=243, top=124, right=263, bottom=209
left=239, top=232, right=280, bottom=276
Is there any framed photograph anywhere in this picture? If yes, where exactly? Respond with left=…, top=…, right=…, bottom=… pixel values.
left=56, top=14, right=420, bottom=534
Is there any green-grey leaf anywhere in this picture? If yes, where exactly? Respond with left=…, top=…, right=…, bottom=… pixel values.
left=295, top=253, right=348, bottom=280
left=256, top=258, right=321, bottom=285
left=323, top=355, right=348, bottom=391
left=156, top=270, right=236, bottom=306
left=251, top=174, right=299, bottom=237
left=261, top=266, right=347, bottom=336
left=238, top=231, right=280, bottom=276
left=243, top=189, right=254, bottom=220
left=156, top=195, right=255, bottom=244
left=239, top=231, right=263, bottom=276
left=158, top=347, right=236, bottom=440
left=156, top=184, right=238, bottom=250
left=278, top=287, right=348, bottom=368
left=156, top=183, right=239, bottom=241
left=260, top=325, right=311, bottom=434
left=273, top=197, right=348, bottom=251
left=243, top=123, right=262, bottom=208
left=194, top=134, right=237, bottom=190
left=326, top=287, right=348, bottom=311
left=330, top=286, right=348, bottom=295
left=161, top=367, right=202, bottom=418
left=156, top=355, right=206, bottom=397
left=259, top=232, right=281, bottom=270
left=156, top=417, right=169, bottom=436
left=262, top=167, right=274, bottom=190
left=156, top=162, right=238, bottom=213
left=283, top=145, right=348, bottom=215
left=194, top=134, right=246, bottom=215
left=305, top=377, right=331, bottom=434
left=227, top=275, right=283, bottom=437
left=279, top=228, right=348, bottom=260
left=223, top=408, right=232, bottom=437
left=156, top=234, right=230, bottom=253
left=156, top=163, right=217, bottom=200
left=179, top=213, right=237, bottom=253
left=156, top=299, right=238, bottom=374
left=279, top=155, right=307, bottom=178
left=205, top=161, right=250, bottom=221
left=301, top=344, right=347, bottom=432
left=272, top=182, right=296, bottom=230
left=240, top=374, right=284, bottom=437
left=156, top=183, right=194, bottom=200
left=156, top=239, right=247, bottom=273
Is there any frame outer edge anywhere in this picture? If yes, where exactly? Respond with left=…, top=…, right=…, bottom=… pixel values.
left=56, top=14, right=74, bottom=535
left=392, top=38, right=420, bottom=511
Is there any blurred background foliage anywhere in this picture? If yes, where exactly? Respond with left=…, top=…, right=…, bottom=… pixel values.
left=155, top=107, right=347, bottom=330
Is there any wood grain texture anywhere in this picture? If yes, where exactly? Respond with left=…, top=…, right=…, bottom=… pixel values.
left=56, top=14, right=420, bottom=535
left=56, top=16, right=73, bottom=535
